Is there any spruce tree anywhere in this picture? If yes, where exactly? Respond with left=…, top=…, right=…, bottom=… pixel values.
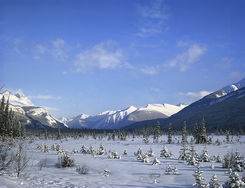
left=182, top=121, right=188, bottom=144
left=167, top=123, right=172, bottom=144
left=200, top=117, right=207, bottom=144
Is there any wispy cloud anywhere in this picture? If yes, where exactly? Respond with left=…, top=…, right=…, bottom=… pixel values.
left=29, top=95, right=62, bottom=100
left=51, top=38, right=68, bottom=60
left=74, top=41, right=128, bottom=72
left=137, top=0, right=169, bottom=37
left=179, top=90, right=212, bottom=101
left=166, top=43, right=206, bottom=72
left=34, top=38, right=68, bottom=61
left=140, top=66, right=159, bottom=75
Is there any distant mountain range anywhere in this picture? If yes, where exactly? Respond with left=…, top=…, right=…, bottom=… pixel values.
left=124, top=77, right=245, bottom=131
left=64, top=103, right=187, bottom=129
left=0, top=91, right=67, bottom=129
left=1, top=77, right=245, bottom=130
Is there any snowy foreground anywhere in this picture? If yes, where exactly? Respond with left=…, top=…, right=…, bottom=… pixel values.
left=1, top=135, right=245, bottom=188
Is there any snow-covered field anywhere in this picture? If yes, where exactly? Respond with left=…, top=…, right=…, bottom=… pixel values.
left=1, top=135, right=245, bottom=188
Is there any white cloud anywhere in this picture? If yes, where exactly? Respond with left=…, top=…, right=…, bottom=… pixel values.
left=179, top=91, right=212, bottom=100
left=137, top=0, right=168, bottom=37
left=167, top=43, right=206, bottom=72
left=29, top=95, right=62, bottom=100
left=140, top=66, right=159, bottom=75
left=33, top=39, right=68, bottom=61
left=74, top=41, right=128, bottom=72
left=51, top=38, right=68, bottom=60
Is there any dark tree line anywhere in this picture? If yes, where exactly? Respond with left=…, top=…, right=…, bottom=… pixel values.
left=0, top=96, right=25, bottom=139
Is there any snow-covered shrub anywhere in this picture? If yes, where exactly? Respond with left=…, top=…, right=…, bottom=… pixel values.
left=111, top=151, right=120, bottom=159
left=76, top=165, right=89, bottom=175
left=57, top=153, right=74, bottom=168
left=80, top=145, right=89, bottom=154
left=43, top=144, right=49, bottom=153
left=97, top=143, right=105, bottom=155
left=193, top=166, right=208, bottom=188
left=216, top=154, right=222, bottom=163
left=104, top=168, right=110, bottom=176
left=173, top=166, right=180, bottom=175
left=165, top=165, right=172, bottom=175
left=187, top=145, right=199, bottom=166
left=160, top=146, right=170, bottom=158
left=209, top=174, right=222, bottom=188
left=152, top=157, right=160, bottom=165
left=89, top=146, right=96, bottom=155
left=232, top=151, right=245, bottom=172
left=225, top=172, right=245, bottom=188
left=147, top=148, right=154, bottom=157
left=36, top=144, right=43, bottom=150
left=56, top=144, right=61, bottom=152
left=72, top=148, right=78, bottom=154
left=142, top=155, right=149, bottom=163
left=123, top=149, right=128, bottom=156
left=51, top=144, right=56, bottom=151
left=200, top=146, right=210, bottom=162
left=179, top=142, right=189, bottom=161
left=134, top=148, right=143, bottom=156
left=210, top=164, right=215, bottom=169
left=137, top=153, right=143, bottom=161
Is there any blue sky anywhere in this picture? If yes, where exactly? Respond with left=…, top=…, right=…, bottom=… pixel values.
left=0, top=0, right=245, bottom=118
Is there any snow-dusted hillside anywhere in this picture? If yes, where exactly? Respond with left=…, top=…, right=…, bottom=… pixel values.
left=211, top=77, right=245, bottom=98
left=0, top=91, right=66, bottom=128
left=67, top=103, right=187, bottom=129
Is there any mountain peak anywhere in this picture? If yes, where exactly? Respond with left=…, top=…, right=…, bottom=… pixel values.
left=0, top=91, right=34, bottom=107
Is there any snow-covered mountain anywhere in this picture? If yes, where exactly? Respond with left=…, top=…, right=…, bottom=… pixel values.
left=0, top=91, right=66, bottom=128
left=210, top=77, right=245, bottom=98
left=125, top=77, right=245, bottom=130
left=67, top=103, right=187, bottom=129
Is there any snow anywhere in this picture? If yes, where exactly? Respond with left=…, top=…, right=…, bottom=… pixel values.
left=138, top=103, right=187, bottom=117
left=215, top=78, right=245, bottom=98
left=0, top=91, right=33, bottom=107
left=1, top=135, right=245, bottom=187
left=68, top=104, right=187, bottom=129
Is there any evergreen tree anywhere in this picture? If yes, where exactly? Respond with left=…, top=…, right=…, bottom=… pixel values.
left=165, top=165, right=172, bottom=175
left=0, top=96, right=24, bottom=138
left=200, top=117, right=207, bottom=144
left=182, top=121, right=188, bottom=144
left=179, top=141, right=189, bottom=161
left=209, top=174, right=223, bottom=188
left=225, top=172, right=245, bottom=188
left=193, top=166, right=208, bottom=188
left=160, top=146, right=170, bottom=158
left=200, top=146, right=210, bottom=162
left=187, top=144, right=199, bottom=166
left=153, top=121, right=161, bottom=143
left=167, top=123, right=172, bottom=144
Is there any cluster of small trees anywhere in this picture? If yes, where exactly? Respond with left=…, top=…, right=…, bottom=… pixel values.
left=0, top=96, right=25, bottom=139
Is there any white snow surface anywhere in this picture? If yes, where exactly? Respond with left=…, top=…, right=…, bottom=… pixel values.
left=1, top=135, right=245, bottom=187
left=138, top=103, right=186, bottom=117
